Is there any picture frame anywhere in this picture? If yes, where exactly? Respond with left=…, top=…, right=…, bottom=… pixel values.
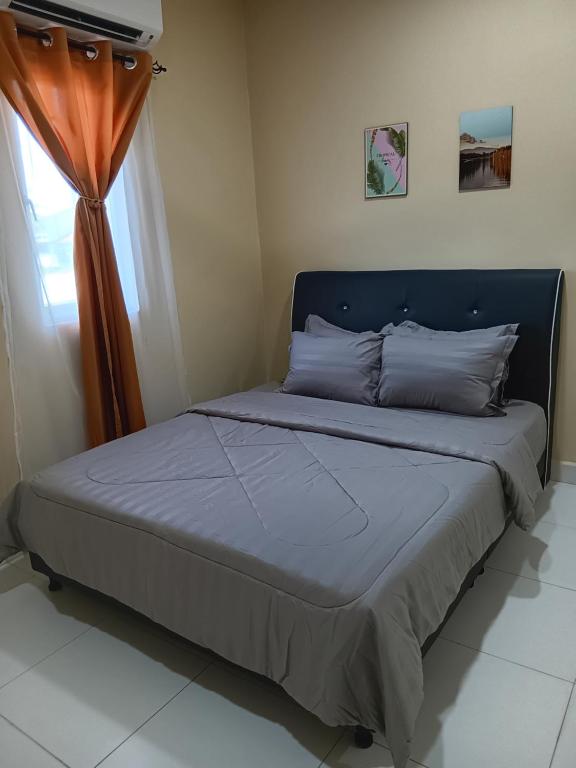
left=459, top=106, right=513, bottom=192
left=364, top=123, right=408, bottom=199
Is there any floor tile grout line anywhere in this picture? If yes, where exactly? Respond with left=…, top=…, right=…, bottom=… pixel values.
left=482, top=563, right=576, bottom=594
left=0, top=713, right=71, bottom=767
left=408, top=757, right=429, bottom=768
left=539, top=522, right=576, bottom=532
left=534, top=518, right=576, bottom=532
left=317, top=732, right=343, bottom=767
left=2, top=578, right=218, bottom=767
left=93, top=660, right=214, bottom=767
left=0, top=623, right=94, bottom=695
left=316, top=730, right=347, bottom=768
left=1, top=573, right=213, bottom=696
left=1, top=574, right=221, bottom=755
left=439, top=636, right=575, bottom=684
left=548, top=682, right=574, bottom=768
left=323, top=733, right=430, bottom=768
left=0, top=570, right=105, bottom=695
left=485, top=564, right=576, bottom=594
left=10, top=556, right=32, bottom=573
left=20, top=569, right=217, bottom=671
left=92, top=682, right=194, bottom=767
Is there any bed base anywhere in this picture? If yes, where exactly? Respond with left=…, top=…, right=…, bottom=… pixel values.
left=27, top=516, right=510, bottom=751
left=47, top=576, right=63, bottom=592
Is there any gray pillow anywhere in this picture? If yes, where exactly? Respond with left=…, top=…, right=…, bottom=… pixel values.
left=380, top=321, right=519, bottom=404
left=282, top=331, right=381, bottom=405
left=377, top=334, right=518, bottom=416
left=305, top=314, right=379, bottom=340
left=381, top=320, right=519, bottom=338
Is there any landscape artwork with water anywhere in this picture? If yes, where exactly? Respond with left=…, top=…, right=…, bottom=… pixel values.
left=459, top=106, right=512, bottom=191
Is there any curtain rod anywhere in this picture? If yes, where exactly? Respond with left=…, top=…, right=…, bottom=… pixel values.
left=16, top=25, right=166, bottom=74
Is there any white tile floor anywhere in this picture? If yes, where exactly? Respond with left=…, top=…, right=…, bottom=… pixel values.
left=1, top=481, right=575, bottom=768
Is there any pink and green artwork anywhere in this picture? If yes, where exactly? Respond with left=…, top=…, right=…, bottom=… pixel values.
left=364, top=123, right=407, bottom=198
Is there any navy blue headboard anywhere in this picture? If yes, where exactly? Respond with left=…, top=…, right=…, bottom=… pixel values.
left=292, top=269, right=564, bottom=482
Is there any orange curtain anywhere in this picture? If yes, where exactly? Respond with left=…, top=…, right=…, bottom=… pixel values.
left=0, top=12, right=151, bottom=446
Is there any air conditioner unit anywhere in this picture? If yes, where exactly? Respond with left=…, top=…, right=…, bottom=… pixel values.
left=0, top=0, right=163, bottom=51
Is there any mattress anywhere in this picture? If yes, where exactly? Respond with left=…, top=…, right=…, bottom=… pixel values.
left=0, top=391, right=545, bottom=768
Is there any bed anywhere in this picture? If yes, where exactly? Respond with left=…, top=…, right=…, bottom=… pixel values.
left=0, top=268, right=564, bottom=768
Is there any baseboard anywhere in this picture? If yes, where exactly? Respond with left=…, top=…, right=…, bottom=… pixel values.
left=551, top=461, right=576, bottom=485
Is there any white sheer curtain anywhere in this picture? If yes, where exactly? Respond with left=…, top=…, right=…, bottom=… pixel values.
left=0, top=97, right=188, bottom=479
left=122, top=101, right=189, bottom=427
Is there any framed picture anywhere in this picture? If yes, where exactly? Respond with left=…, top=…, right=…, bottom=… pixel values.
left=459, top=106, right=513, bottom=191
left=364, top=123, right=407, bottom=199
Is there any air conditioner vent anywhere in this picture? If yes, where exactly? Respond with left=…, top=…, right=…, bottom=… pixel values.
left=9, top=0, right=144, bottom=44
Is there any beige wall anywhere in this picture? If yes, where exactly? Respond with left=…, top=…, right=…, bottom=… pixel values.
left=151, top=0, right=263, bottom=403
left=244, top=0, right=576, bottom=461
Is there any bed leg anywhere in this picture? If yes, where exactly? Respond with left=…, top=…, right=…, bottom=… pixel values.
left=470, top=566, right=486, bottom=589
left=48, top=578, right=63, bottom=592
left=354, top=726, right=374, bottom=749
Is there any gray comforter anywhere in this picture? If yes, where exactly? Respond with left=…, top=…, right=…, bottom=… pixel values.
left=0, top=391, right=543, bottom=767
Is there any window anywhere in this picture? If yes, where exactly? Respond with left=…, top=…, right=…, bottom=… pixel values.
left=16, top=120, right=139, bottom=325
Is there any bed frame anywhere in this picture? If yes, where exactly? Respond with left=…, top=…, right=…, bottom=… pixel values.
left=31, top=268, right=564, bottom=750
left=292, top=269, right=564, bottom=483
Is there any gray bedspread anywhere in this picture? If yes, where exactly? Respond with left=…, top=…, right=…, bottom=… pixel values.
left=0, top=391, right=543, bottom=767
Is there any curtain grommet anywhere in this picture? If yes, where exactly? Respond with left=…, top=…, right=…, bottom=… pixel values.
left=123, top=57, right=138, bottom=71
left=85, top=46, right=99, bottom=61
left=41, top=34, right=54, bottom=48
